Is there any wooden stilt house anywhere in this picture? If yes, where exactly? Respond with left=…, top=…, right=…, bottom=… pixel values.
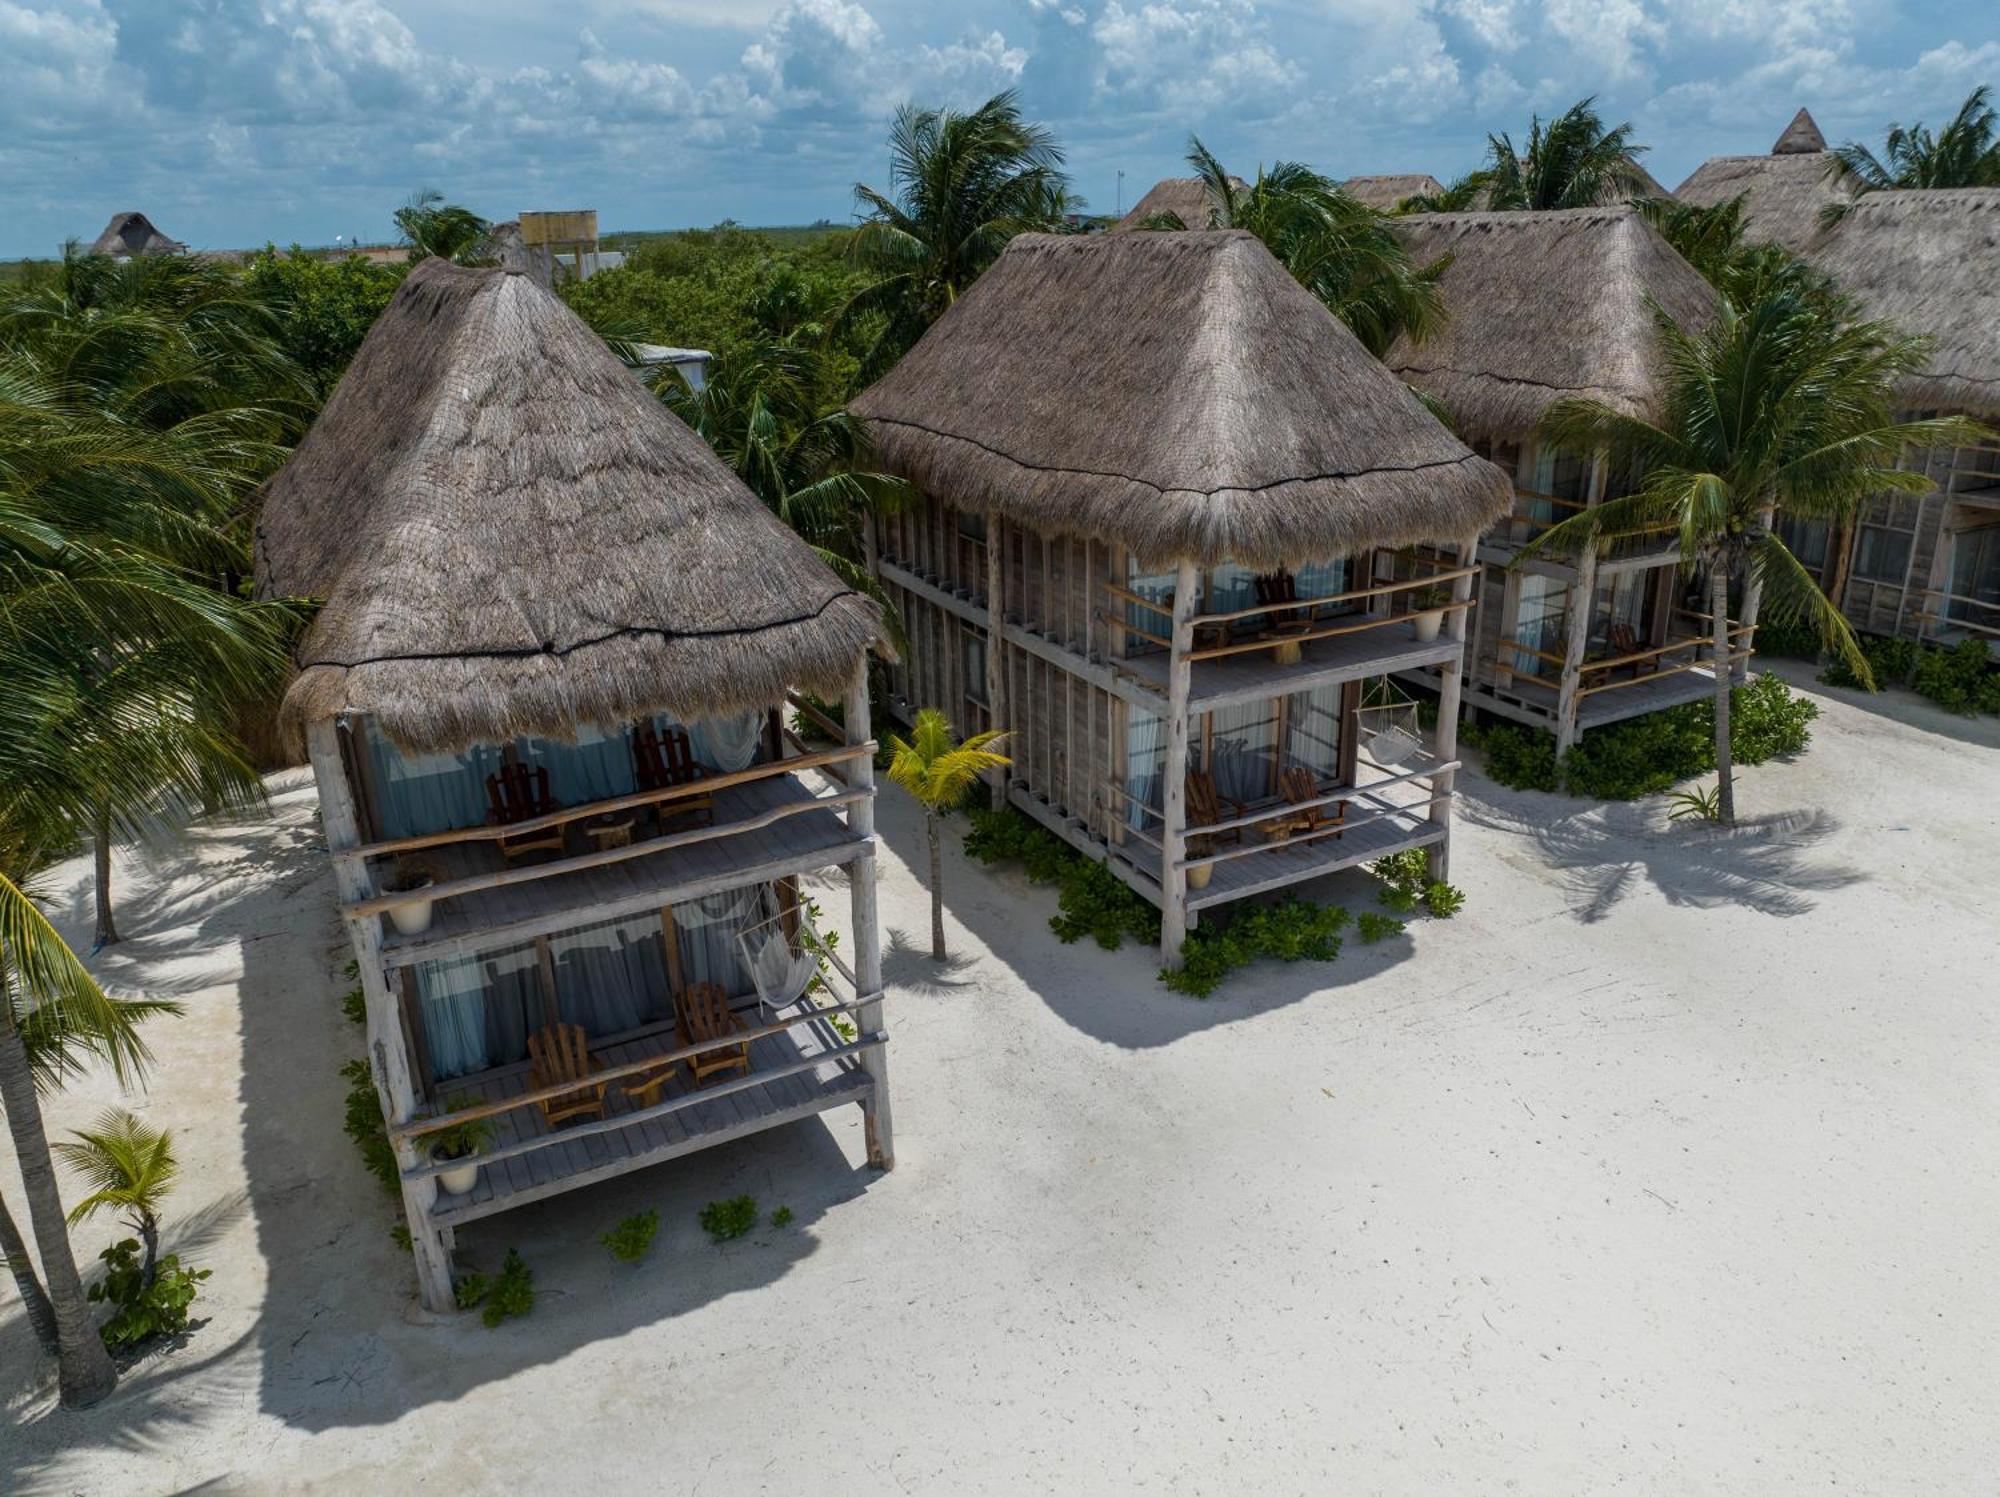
left=1383, top=207, right=1730, bottom=751
left=849, top=230, right=1513, bottom=967
left=256, top=260, right=893, bottom=1313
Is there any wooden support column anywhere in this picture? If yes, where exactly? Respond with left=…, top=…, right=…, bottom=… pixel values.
left=843, top=659, right=893, bottom=1170
left=308, top=716, right=455, bottom=1314
left=984, top=511, right=1009, bottom=798
left=1733, top=502, right=1775, bottom=682
left=1428, top=534, right=1479, bottom=882
left=1158, top=558, right=1199, bottom=969
left=1555, top=452, right=1608, bottom=755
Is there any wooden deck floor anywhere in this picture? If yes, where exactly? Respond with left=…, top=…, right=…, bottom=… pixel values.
left=428, top=1004, right=873, bottom=1227
left=1112, top=784, right=1444, bottom=912
left=1469, top=665, right=1724, bottom=732
left=379, top=775, right=867, bottom=969
left=1118, top=614, right=1464, bottom=710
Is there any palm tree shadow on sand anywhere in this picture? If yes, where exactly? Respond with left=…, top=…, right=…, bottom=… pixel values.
left=1462, top=795, right=1866, bottom=922
left=882, top=927, right=978, bottom=995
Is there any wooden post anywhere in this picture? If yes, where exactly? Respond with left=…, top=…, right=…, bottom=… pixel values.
left=1159, top=559, right=1199, bottom=969
left=843, top=659, right=893, bottom=1170
left=984, top=511, right=1009, bottom=799
left=1427, top=535, right=1479, bottom=881
left=1734, top=502, right=1775, bottom=681
left=1555, top=540, right=1597, bottom=755
left=308, top=717, right=456, bottom=1314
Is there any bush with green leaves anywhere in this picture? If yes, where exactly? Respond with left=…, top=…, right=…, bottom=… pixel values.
left=601, top=1210, right=660, bottom=1263
left=1162, top=900, right=1350, bottom=998
left=1355, top=911, right=1406, bottom=943
left=699, top=1195, right=759, bottom=1242
left=89, top=1239, right=210, bottom=1350
left=770, top=1205, right=795, bottom=1228
left=340, top=1057, right=399, bottom=1195
left=1912, top=638, right=2000, bottom=715
left=965, top=806, right=1159, bottom=950
left=455, top=1248, right=534, bottom=1328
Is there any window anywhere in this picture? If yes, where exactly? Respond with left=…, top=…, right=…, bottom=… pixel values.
left=1946, top=520, right=2000, bottom=629
left=1198, top=699, right=1279, bottom=803
left=1852, top=498, right=1920, bottom=585
left=1589, top=570, right=1651, bottom=649
left=1510, top=575, right=1569, bottom=679
left=1125, top=707, right=1167, bottom=830
left=1774, top=514, right=1830, bottom=572
left=962, top=630, right=989, bottom=709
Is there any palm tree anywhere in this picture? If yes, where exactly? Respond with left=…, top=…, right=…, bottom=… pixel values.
left=1835, top=86, right=2000, bottom=192
left=885, top=711, right=1011, bottom=961
left=56, top=1108, right=180, bottom=1286
left=841, top=91, right=1074, bottom=380
left=1521, top=287, right=1989, bottom=824
left=1485, top=97, right=1652, bottom=211
left=394, top=188, right=492, bottom=264
left=1399, top=169, right=1496, bottom=214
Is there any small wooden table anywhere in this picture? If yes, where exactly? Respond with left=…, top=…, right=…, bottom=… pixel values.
left=580, top=811, right=637, bottom=851
left=1267, top=621, right=1311, bottom=665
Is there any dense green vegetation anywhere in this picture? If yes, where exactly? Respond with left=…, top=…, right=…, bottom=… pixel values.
left=1818, top=634, right=2000, bottom=715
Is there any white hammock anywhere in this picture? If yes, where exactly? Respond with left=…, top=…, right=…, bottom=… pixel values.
left=1352, top=682, right=1425, bottom=768
left=736, top=906, right=820, bottom=1016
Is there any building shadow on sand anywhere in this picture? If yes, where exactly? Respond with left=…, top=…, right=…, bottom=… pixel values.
left=10, top=773, right=883, bottom=1468
left=869, top=792, right=1421, bottom=1052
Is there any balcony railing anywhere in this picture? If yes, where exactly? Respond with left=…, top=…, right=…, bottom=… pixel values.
left=1917, top=585, right=2000, bottom=639
left=1496, top=489, right=1679, bottom=563
left=1499, top=616, right=1754, bottom=700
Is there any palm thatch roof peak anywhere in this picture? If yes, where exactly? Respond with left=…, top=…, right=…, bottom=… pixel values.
left=1343, top=174, right=1445, bottom=211
left=255, top=259, right=881, bottom=754
left=1808, top=187, right=2000, bottom=413
left=88, top=211, right=186, bottom=259
left=1772, top=108, right=1827, bottom=155
left=1383, top=207, right=1718, bottom=441
left=1112, top=176, right=1248, bottom=230
left=849, top=229, right=1511, bottom=567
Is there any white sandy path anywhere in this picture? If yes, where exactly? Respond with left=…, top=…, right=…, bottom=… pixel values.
left=3, top=667, right=1997, bottom=1494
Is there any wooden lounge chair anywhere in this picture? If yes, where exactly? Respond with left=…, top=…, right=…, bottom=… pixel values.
left=527, top=1023, right=609, bottom=1127
left=1605, top=621, right=1660, bottom=680
left=485, top=762, right=564, bottom=862
left=1279, top=767, right=1347, bottom=840
left=676, top=981, right=752, bottom=1086
left=633, top=724, right=715, bottom=829
left=1185, top=772, right=1245, bottom=847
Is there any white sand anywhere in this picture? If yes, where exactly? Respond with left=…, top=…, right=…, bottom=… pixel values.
left=4, top=669, right=1998, bottom=1494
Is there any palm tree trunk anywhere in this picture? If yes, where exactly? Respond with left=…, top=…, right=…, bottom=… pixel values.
left=927, top=812, right=946, bottom=961
left=92, top=803, right=119, bottom=949
left=0, top=1183, right=60, bottom=1357
left=1710, top=563, right=1736, bottom=827
left=0, top=1012, right=117, bottom=1406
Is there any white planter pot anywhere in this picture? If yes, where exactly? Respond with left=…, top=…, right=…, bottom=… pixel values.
left=434, top=1151, right=480, bottom=1196
left=1412, top=608, right=1445, bottom=644
left=386, top=890, right=435, bottom=936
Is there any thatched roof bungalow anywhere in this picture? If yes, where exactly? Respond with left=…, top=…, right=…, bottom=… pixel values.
left=257, top=258, right=882, bottom=754
left=1808, top=188, right=2000, bottom=414
left=854, top=229, right=1510, bottom=963
left=1384, top=206, right=1718, bottom=442
left=1112, top=175, right=1247, bottom=230
left=1343, top=174, right=1444, bottom=212
left=1674, top=107, right=1856, bottom=251
left=257, top=259, right=894, bottom=1313
left=853, top=229, right=1510, bottom=567
left=88, top=211, right=185, bottom=259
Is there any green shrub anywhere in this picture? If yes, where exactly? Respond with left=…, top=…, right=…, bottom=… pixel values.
left=1355, top=911, right=1405, bottom=943
left=453, top=1272, right=490, bottom=1310
left=967, top=807, right=1158, bottom=951
left=601, top=1210, right=660, bottom=1263
left=699, top=1195, right=758, bottom=1242
left=480, top=1248, right=534, bottom=1328
left=1162, top=899, right=1350, bottom=998
left=770, top=1205, right=795, bottom=1228
left=1422, top=881, right=1465, bottom=919
left=339, top=1058, right=399, bottom=1195
left=339, top=958, right=365, bottom=1026
left=1749, top=619, right=1822, bottom=660
left=1464, top=720, right=1560, bottom=791
left=1911, top=638, right=2000, bottom=715
left=1729, top=673, right=1818, bottom=763
left=89, top=1239, right=210, bottom=1350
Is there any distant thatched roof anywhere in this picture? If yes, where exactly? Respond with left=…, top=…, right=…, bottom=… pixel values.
left=1112, top=176, right=1247, bottom=230
left=1343, top=174, right=1444, bottom=211
left=1772, top=108, right=1827, bottom=155
left=89, top=211, right=185, bottom=259
left=1384, top=207, right=1718, bottom=441
left=849, top=231, right=1511, bottom=566
left=255, top=260, right=881, bottom=753
left=1674, top=108, right=1856, bottom=251
left=1808, top=188, right=2000, bottom=413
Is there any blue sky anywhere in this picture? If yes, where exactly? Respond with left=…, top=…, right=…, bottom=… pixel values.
left=3, top=0, right=1997, bottom=256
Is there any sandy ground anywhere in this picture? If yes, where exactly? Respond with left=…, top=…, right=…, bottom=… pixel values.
left=3, top=668, right=1997, bottom=1495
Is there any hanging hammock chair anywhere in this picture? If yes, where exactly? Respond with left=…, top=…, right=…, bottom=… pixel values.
left=1352, top=678, right=1425, bottom=769
left=735, top=903, right=823, bottom=1019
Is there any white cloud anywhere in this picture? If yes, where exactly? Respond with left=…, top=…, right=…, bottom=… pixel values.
left=1092, top=0, right=1301, bottom=114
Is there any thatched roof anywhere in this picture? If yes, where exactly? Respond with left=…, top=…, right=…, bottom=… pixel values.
left=255, top=259, right=881, bottom=754
left=89, top=211, right=185, bottom=259
left=1343, top=174, right=1444, bottom=211
left=1112, top=176, right=1246, bottom=230
left=1772, top=108, right=1827, bottom=155
left=1383, top=207, right=1718, bottom=441
left=1808, top=188, right=2000, bottom=414
left=848, top=231, right=1511, bottom=566
left=1674, top=109, right=1856, bottom=250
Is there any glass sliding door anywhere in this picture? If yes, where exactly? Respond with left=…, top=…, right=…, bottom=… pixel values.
left=1125, top=707, right=1167, bottom=830
left=1511, top=575, right=1570, bottom=679
left=1946, top=519, right=2000, bottom=630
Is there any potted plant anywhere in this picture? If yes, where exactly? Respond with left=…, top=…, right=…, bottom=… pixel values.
left=427, top=1096, right=494, bottom=1196
left=1185, top=832, right=1214, bottom=890
left=382, top=855, right=440, bottom=936
left=1409, top=584, right=1452, bottom=643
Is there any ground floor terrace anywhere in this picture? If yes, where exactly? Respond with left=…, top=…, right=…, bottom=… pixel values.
left=9, top=665, right=1998, bottom=1492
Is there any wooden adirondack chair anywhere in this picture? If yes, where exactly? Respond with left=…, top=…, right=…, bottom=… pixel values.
left=1279, top=766, right=1347, bottom=840
left=527, top=1023, right=609, bottom=1127
left=633, top=724, right=715, bottom=828
left=1253, top=571, right=1310, bottom=633
left=1605, top=620, right=1659, bottom=679
left=676, top=981, right=751, bottom=1086
left=1185, top=772, right=1245, bottom=846
left=485, top=761, right=565, bottom=862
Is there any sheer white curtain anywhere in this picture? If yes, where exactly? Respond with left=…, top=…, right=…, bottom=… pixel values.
left=1283, top=686, right=1344, bottom=779
left=1512, top=575, right=1569, bottom=678
left=549, top=913, right=670, bottom=1037
left=1204, top=700, right=1276, bottom=802
left=673, top=885, right=768, bottom=995
left=1125, top=708, right=1168, bottom=830
left=412, top=941, right=540, bottom=1081
left=690, top=709, right=765, bottom=772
